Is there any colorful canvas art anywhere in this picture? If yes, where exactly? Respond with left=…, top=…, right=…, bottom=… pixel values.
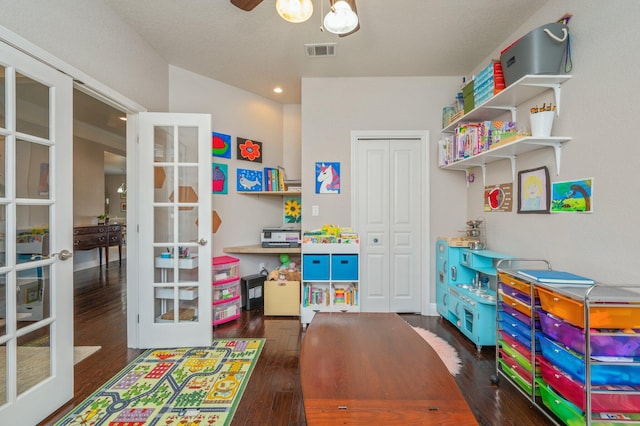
left=236, top=168, right=263, bottom=192
left=212, top=163, right=228, bottom=194
left=237, top=138, right=262, bottom=163
left=484, top=183, right=513, bottom=212
left=315, top=162, right=340, bottom=194
left=551, top=178, right=594, bottom=213
left=284, top=197, right=301, bottom=223
left=212, top=132, right=232, bottom=158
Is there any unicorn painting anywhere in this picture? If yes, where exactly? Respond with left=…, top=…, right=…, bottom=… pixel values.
left=316, top=162, right=340, bottom=194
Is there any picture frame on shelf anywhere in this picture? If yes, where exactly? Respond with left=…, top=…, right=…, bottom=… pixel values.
left=517, top=166, right=550, bottom=214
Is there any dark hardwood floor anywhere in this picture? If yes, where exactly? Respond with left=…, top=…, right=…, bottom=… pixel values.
left=41, top=261, right=555, bottom=425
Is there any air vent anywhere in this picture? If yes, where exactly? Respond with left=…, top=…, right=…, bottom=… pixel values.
left=305, top=43, right=336, bottom=57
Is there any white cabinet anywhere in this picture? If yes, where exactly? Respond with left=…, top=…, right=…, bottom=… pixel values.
left=300, top=243, right=359, bottom=326
left=440, top=74, right=572, bottom=183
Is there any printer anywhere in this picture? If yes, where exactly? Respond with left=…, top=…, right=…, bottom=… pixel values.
left=261, top=226, right=301, bottom=248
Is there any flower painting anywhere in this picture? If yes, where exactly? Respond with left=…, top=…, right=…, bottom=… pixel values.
left=212, top=163, right=228, bottom=194
left=236, top=168, right=263, bottom=192
left=284, top=197, right=301, bottom=223
left=212, top=132, right=232, bottom=158
left=237, top=137, right=262, bottom=163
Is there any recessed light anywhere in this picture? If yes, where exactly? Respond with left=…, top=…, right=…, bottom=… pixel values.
left=273, top=87, right=283, bottom=94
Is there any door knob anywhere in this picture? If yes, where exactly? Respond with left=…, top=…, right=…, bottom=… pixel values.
left=197, top=238, right=208, bottom=246
left=31, top=249, right=73, bottom=261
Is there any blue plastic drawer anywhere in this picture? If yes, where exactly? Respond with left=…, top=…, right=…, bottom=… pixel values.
left=499, top=320, right=540, bottom=352
left=499, top=311, right=533, bottom=340
left=331, top=255, right=358, bottom=280
left=539, top=334, right=640, bottom=386
left=303, top=254, right=330, bottom=280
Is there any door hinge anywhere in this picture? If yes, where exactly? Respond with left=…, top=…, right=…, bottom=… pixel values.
left=137, top=314, right=140, bottom=323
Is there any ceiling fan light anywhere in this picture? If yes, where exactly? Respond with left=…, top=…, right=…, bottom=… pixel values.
left=323, top=1, right=358, bottom=35
left=276, top=0, right=313, bottom=23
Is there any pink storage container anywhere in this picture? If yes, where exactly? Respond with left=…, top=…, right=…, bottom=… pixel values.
left=538, top=309, right=640, bottom=357
left=499, top=330, right=531, bottom=360
left=538, top=356, right=640, bottom=413
left=212, top=255, right=239, bottom=283
left=213, top=278, right=241, bottom=304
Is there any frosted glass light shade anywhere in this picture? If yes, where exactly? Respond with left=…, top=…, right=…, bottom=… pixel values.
left=323, top=0, right=358, bottom=34
left=276, top=0, right=314, bottom=23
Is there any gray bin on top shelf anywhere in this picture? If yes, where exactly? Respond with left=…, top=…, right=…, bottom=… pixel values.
left=500, top=22, right=569, bottom=86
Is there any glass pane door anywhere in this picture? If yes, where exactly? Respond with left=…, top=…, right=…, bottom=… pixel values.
left=137, top=113, right=211, bottom=348
left=0, top=41, right=74, bottom=424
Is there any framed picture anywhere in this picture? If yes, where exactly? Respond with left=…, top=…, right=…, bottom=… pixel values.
left=121, top=202, right=127, bottom=212
left=517, top=166, right=550, bottom=214
left=315, top=162, right=340, bottom=194
left=551, top=178, right=594, bottom=213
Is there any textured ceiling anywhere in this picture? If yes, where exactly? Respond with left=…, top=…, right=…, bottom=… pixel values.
left=104, top=0, right=549, bottom=104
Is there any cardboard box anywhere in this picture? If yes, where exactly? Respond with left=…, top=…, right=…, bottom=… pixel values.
left=264, top=280, right=300, bottom=316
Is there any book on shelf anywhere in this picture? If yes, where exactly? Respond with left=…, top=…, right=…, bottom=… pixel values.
left=516, top=269, right=595, bottom=285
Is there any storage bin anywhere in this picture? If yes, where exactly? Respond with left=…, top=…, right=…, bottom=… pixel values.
left=499, top=349, right=532, bottom=383
left=499, top=292, right=534, bottom=317
left=499, top=311, right=533, bottom=340
left=502, top=304, right=539, bottom=328
left=499, top=272, right=532, bottom=294
left=501, top=281, right=532, bottom=304
left=538, top=309, right=640, bottom=357
left=212, top=298, right=241, bottom=325
left=212, top=278, right=240, bottom=304
left=537, top=286, right=640, bottom=329
left=538, top=334, right=640, bottom=386
left=331, top=254, right=358, bottom=280
left=499, top=330, right=531, bottom=360
left=499, top=319, right=540, bottom=352
left=212, top=256, right=239, bottom=282
left=536, top=378, right=585, bottom=426
left=538, top=355, right=640, bottom=413
left=264, top=280, right=300, bottom=316
left=499, top=22, right=569, bottom=86
left=498, top=359, right=533, bottom=395
left=302, top=254, right=330, bottom=280
left=500, top=338, right=535, bottom=373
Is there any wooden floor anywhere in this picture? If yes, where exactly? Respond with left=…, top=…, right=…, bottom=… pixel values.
left=41, top=261, right=555, bottom=425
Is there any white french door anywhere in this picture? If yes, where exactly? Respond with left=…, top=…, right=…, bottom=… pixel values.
left=0, top=42, right=74, bottom=423
left=353, top=132, right=428, bottom=313
left=136, top=112, right=212, bottom=348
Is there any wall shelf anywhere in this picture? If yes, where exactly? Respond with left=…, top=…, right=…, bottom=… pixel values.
left=441, top=136, right=571, bottom=183
left=440, top=74, right=572, bottom=185
left=223, top=244, right=301, bottom=254
left=237, top=191, right=301, bottom=196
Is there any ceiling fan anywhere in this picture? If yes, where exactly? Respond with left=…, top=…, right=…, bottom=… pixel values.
left=230, top=0, right=360, bottom=36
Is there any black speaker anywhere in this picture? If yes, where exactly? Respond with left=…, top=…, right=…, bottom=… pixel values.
left=241, top=274, right=265, bottom=310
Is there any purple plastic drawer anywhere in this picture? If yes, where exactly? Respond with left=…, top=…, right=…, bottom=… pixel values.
left=503, top=304, right=540, bottom=328
left=501, top=281, right=532, bottom=304
left=538, top=309, right=640, bottom=357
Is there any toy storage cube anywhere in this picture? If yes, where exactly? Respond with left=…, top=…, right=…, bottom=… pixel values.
left=331, top=255, right=358, bottom=280
left=303, top=255, right=329, bottom=280
left=212, top=256, right=239, bottom=282
left=264, top=280, right=300, bottom=316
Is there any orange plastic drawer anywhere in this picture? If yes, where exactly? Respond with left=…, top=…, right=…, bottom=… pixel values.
left=537, top=286, right=640, bottom=328
left=499, top=291, right=532, bottom=317
left=498, top=272, right=534, bottom=295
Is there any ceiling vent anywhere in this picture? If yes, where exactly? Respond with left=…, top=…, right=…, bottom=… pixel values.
left=305, top=43, right=336, bottom=57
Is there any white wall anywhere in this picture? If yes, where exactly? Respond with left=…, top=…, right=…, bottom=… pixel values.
left=0, top=0, right=169, bottom=111
left=168, top=65, right=294, bottom=276
left=463, top=0, right=640, bottom=284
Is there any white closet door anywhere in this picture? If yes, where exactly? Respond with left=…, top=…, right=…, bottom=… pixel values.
left=355, top=137, right=422, bottom=313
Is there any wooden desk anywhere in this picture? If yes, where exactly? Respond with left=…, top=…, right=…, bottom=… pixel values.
left=300, top=313, right=478, bottom=425
left=223, top=244, right=301, bottom=254
left=73, top=224, right=123, bottom=266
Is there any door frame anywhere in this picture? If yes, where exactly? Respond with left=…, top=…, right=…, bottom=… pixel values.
left=350, top=130, right=430, bottom=315
left=0, top=20, right=147, bottom=371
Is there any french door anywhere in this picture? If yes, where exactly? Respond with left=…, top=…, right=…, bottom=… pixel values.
left=136, top=112, right=212, bottom=348
left=0, top=42, right=74, bottom=423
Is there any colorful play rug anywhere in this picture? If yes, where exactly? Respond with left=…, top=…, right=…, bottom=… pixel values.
left=55, top=338, right=265, bottom=426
